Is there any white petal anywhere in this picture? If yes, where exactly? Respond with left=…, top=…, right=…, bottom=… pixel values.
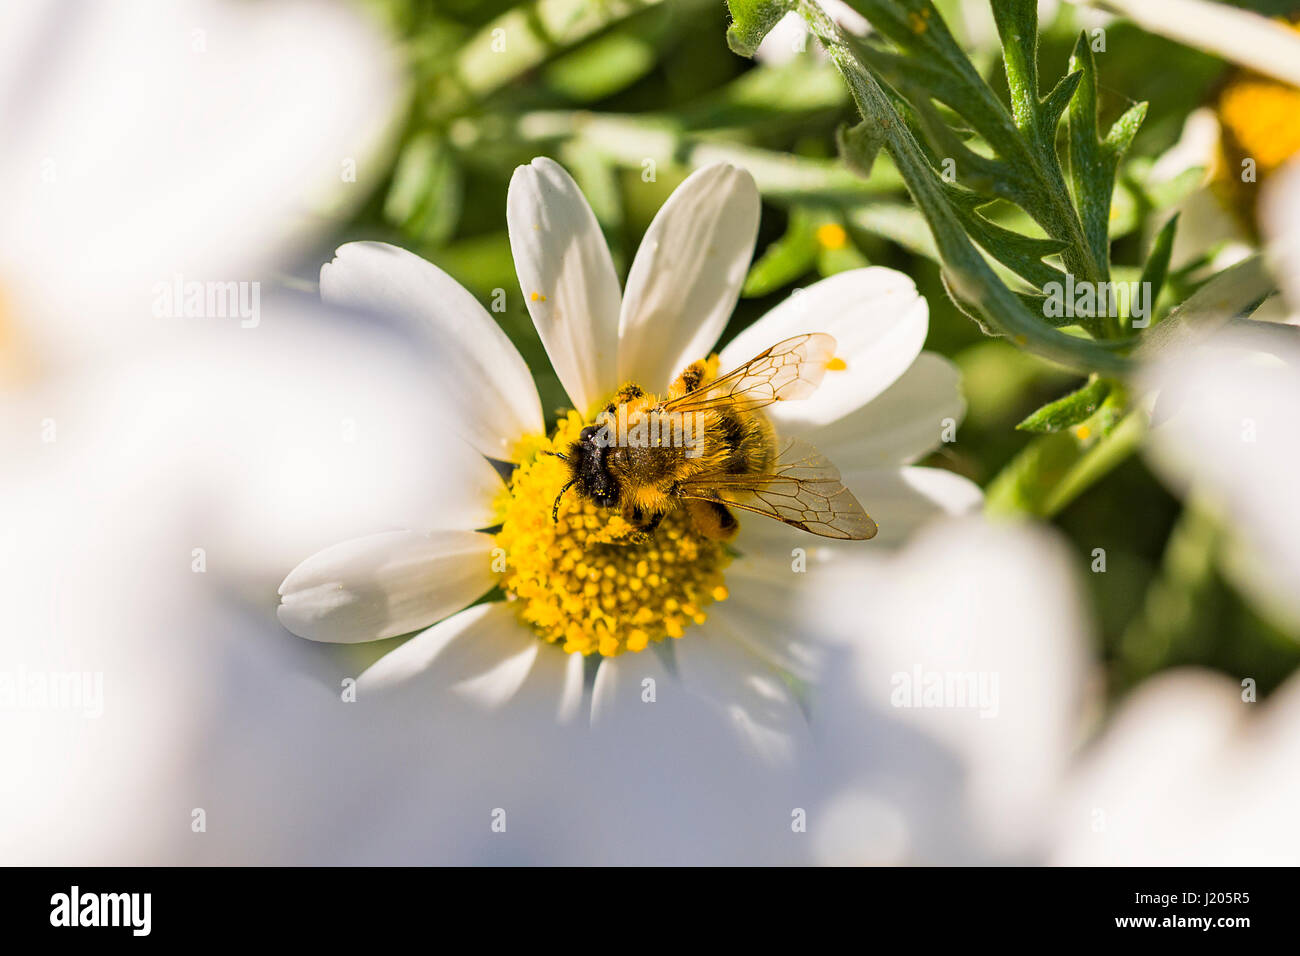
left=1093, top=0, right=1300, bottom=88
left=708, top=568, right=823, bottom=680
left=0, top=0, right=404, bottom=374
left=1141, top=329, right=1300, bottom=624
left=277, top=530, right=497, bottom=643
left=320, top=241, right=542, bottom=460
left=617, top=163, right=761, bottom=388
left=795, top=352, right=965, bottom=470
left=507, top=157, right=622, bottom=415
left=507, top=642, right=587, bottom=724
left=720, top=268, right=929, bottom=428
left=754, top=12, right=813, bottom=65
left=356, top=602, right=539, bottom=708
left=590, top=644, right=674, bottom=728
left=673, top=625, right=808, bottom=765
left=1261, top=158, right=1300, bottom=313
left=812, top=517, right=1092, bottom=859
left=845, top=466, right=983, bottom=546
left=1049, top=671, right=1274, bottom=866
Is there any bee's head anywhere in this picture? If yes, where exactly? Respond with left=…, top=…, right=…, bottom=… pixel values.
left=546, top=423, right=619, bottom=521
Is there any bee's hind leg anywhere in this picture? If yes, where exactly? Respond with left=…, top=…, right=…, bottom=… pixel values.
left=603, top=383, right=644, bottom=417
left=624, top=505, right=666, bottom=543
left=685, top=499, right=739, bottom=541
left=667, top=355, right=720, bottom=400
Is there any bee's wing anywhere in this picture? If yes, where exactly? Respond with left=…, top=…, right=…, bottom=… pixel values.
left=659, top=333, right=837, bottom=415
left=678, top=437, right=877, bottom=540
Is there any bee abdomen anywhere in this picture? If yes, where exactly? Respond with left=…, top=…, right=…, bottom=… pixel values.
left=715, top=410, right=773, bottom=474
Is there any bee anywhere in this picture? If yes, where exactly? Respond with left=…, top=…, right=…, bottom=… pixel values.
left=548, top=332, right=878, bottom=541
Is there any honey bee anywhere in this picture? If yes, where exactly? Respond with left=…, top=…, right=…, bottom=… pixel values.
left=548, top=332, right=878, bottom=541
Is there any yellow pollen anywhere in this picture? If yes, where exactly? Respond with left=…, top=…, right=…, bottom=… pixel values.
left=1218, top=79, right=1300, bottom=170
left=1074, top=424, right=1092, bottom=441
left=825, top=356, right=847, bottom=372
left=493, top=412, right=732, bottom=657
left=816, top=222, right=848, bottom=249
left=530, top=291, right=547, bottom=302
left=0, top=282, right=33, bottom=388
left=1210, top=19, right=1300, bottom=230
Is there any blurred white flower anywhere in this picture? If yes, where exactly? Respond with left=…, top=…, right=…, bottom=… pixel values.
left=0, top=297, right=524, bottom=863
left=796, top=516, right=1300, bottom=866
left=1050, top=669, right=1300, bottom=865
left=277, top=157, right=981, bottom=759
left=800, top=518, right=1093, bottom=864
left=1140, top=331, right=1300, bottom=631
left=0, top=0, right=404, bottom=381
left=1260, top=159, right=1300, bottom=318
left=1147, top=109, right=1257, bottom=277
left=1140, top=159, right=1300, bottom=628
left=1073, top=0, right=1300, bottom=87
left=755, top=1, right=868, bottom=66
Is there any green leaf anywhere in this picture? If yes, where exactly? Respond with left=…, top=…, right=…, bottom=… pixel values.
left=836, top=119, right=886, bottom=178
left=544, top=31, right=657, bottom=101
left=742, top=207, right=819, bottom=296
left=794, top=0, right=1129, bottom=374
left=1016, top=376, right=1112, bottom=433
left=725, top=0, right=794, bottom=58
left=845, top=202, right=938, bottom=259
left=987, top=385, right=1140, bottom=517
left=384, top=132, right=462, bottom=246
left=1136, top=213, right=1179, bottom=326
left=443, top=0, right=667, bottom=112
left=991, top=0, right=1046, bottom=140
left=1041, top=410, right=1143, bottom=516
left=1066, top=32, right=1147, bottom=298
left=1138, top=254, right=1276, bottom=358
left=945, top=187, right=1068, bottom=291
left=817, top=235, right=871, bottom=275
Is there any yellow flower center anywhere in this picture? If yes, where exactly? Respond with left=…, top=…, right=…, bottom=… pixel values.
left=1210, top=19, right=1300, bottom=230
left=494, top=411, right=732, bottom=657
left=0, top=281, right=33, bottom=388
left=1217, top=78, right=1300, bottom=178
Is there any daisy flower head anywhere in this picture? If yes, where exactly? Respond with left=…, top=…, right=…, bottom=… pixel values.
left=277, top=157, right=980, bottom=743
left=0, top=0, right=402, bottom=385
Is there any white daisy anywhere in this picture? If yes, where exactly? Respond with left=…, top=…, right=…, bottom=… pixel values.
left=800, top=517, right=1092, bottom=864
left=800, top=515, right=1300, bottom=866
left=277, top=157, right=981, bottom=754
left=1073, top=0, right=1300, bottom=87
left=0, top=295, right=506, bottom=864
left=754, top=0, right=869, bottom=66
left=0, top=0, right=403, bottom=383
left=1140, top=158, right=1300, bottom=629
left=1050, top=668, right=1300, bottom=865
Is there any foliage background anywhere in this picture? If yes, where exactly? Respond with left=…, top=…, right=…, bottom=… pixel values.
left=319, top=0, right=1300, bottom=703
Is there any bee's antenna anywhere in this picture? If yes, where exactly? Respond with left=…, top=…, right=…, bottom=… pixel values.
left=551, top=479, right=577, bottom=522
